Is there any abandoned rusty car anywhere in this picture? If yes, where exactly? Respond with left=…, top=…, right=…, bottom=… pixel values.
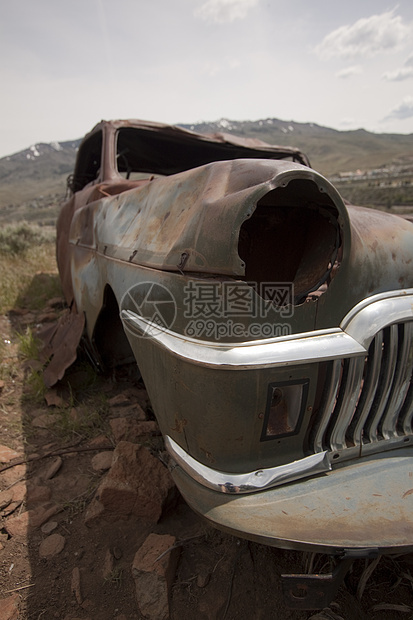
left=53, top=119, right=413, bottom=607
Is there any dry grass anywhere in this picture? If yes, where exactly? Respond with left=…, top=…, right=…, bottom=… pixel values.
left=0, top=224, right=60, bottom=314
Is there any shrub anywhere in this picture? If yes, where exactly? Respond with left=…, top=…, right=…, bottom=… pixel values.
left=0, top=222, right=55, bottom=255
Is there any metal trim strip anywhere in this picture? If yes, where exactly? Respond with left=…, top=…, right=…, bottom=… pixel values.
left=121, top=290, right=413, bottom=370
left=165, top=435, right=331, bottom=495
left=121, top=311, right=365, bottom=368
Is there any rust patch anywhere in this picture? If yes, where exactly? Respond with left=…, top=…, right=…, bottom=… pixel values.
left=200, top=447, right=215, bottom=464
left=171, top=416, right=188, bottom=434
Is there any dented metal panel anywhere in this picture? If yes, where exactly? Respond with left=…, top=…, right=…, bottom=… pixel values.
left=68, top=159, right=345, bottom=278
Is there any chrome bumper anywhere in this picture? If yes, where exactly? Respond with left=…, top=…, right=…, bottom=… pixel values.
left=165, top=435, right=331, bottom=494
left=121, top=288, right=413, bottom=369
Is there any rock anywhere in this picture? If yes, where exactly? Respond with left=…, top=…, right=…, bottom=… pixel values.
left=0, top=463, right=27, bottom=488
left=41, top=520, right=58, bottom=534
left=2, top=500, right=23, bottom=518
left=39, top=456, right=63, bottom=481
left=4, top=511, right=29, bottom=538
left=0, top=593, right=19, bottom=620
left=6, top=503, right=60, bottom=537
left=132, top=533, right=180, bottom=620
left=109, top=418, right=160, bottom=443
left=39, top=533, right=65, bottom=558
left=31, top=503, right=61, bottom=529
left=108, top=393, right=132, bottom=407
left=0, top=484, right=25, bottom=518
left=31, top=413, right=58, bottom=429
left=123, top=386, right=150, bottom=409
left=81, top=600, right=93, bottom=611
left=71, top=567, right=83, bottom=604
left=83, top=498, right=105, bottom=525
left=108, top=392, right=147, bottom=418
left=26, top=484, right=52, bottom=506
left=107, top=392, right=146, bottom=410
left=10, top=481, right=26, bottom=503
left=1, top=483, right=26, bottom=515
left=91, top=451, right=113, bottom=472
left=3, top=511, right=30, bottom=538
left=0, top=489, right=14, bottom=510
left=110, top=402, right=147, bottom=419
left=102, top=548, right=114, bottom=580
left=49, top=471, right=90, bottom=500
left=85, top=442, right=175, bottom=525
left=86, top=435, right=111, bottom=449
left=45, top=389, right=65, bottom=408
left=0, top=444, right=21, bottom=463
left=196, top=566, right=211, bottom=588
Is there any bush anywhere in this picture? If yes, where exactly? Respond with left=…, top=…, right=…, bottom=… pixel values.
left=0, top=222, right=55, bottom=255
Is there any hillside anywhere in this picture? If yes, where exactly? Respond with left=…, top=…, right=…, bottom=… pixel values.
left=0, top=139, right=80, bottom=224
left=0, top=118, right=412, bottom=223
left=184, top=118, right=413, bottom=175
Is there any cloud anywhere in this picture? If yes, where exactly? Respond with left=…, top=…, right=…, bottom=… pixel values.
left=336, top=65, right=362, bottom=79
left=383, top=66, right=413, bottom=80
left=339, top=117, right=358, bottom=127
left=315, top=10, right=410, bottom=59
left=385, top=95, right=413, bottom=120
left=383, top=52, right=413, bottom=81
left=195, top=0, right=259, bottom=24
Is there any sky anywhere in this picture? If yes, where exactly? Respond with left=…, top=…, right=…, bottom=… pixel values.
left=1, top=0, right=413, bottom=158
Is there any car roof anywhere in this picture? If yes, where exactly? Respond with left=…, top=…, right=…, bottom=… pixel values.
left=86, top=118, right=311, bottom=170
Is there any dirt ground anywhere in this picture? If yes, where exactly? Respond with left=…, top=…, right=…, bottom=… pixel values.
left=2, top=296, right=413, bottom=620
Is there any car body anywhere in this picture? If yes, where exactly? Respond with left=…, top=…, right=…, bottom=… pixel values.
left=54, top=119, right=413, bottom=562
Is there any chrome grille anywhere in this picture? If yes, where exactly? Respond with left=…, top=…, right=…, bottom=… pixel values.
left=311, top=321, right=413, bottom=455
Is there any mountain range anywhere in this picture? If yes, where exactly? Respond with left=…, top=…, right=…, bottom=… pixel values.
left=0, top=118, right=412, bottom=223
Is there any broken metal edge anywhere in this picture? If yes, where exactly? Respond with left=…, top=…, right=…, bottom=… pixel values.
left=165, top=435, right=331, bottom=494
